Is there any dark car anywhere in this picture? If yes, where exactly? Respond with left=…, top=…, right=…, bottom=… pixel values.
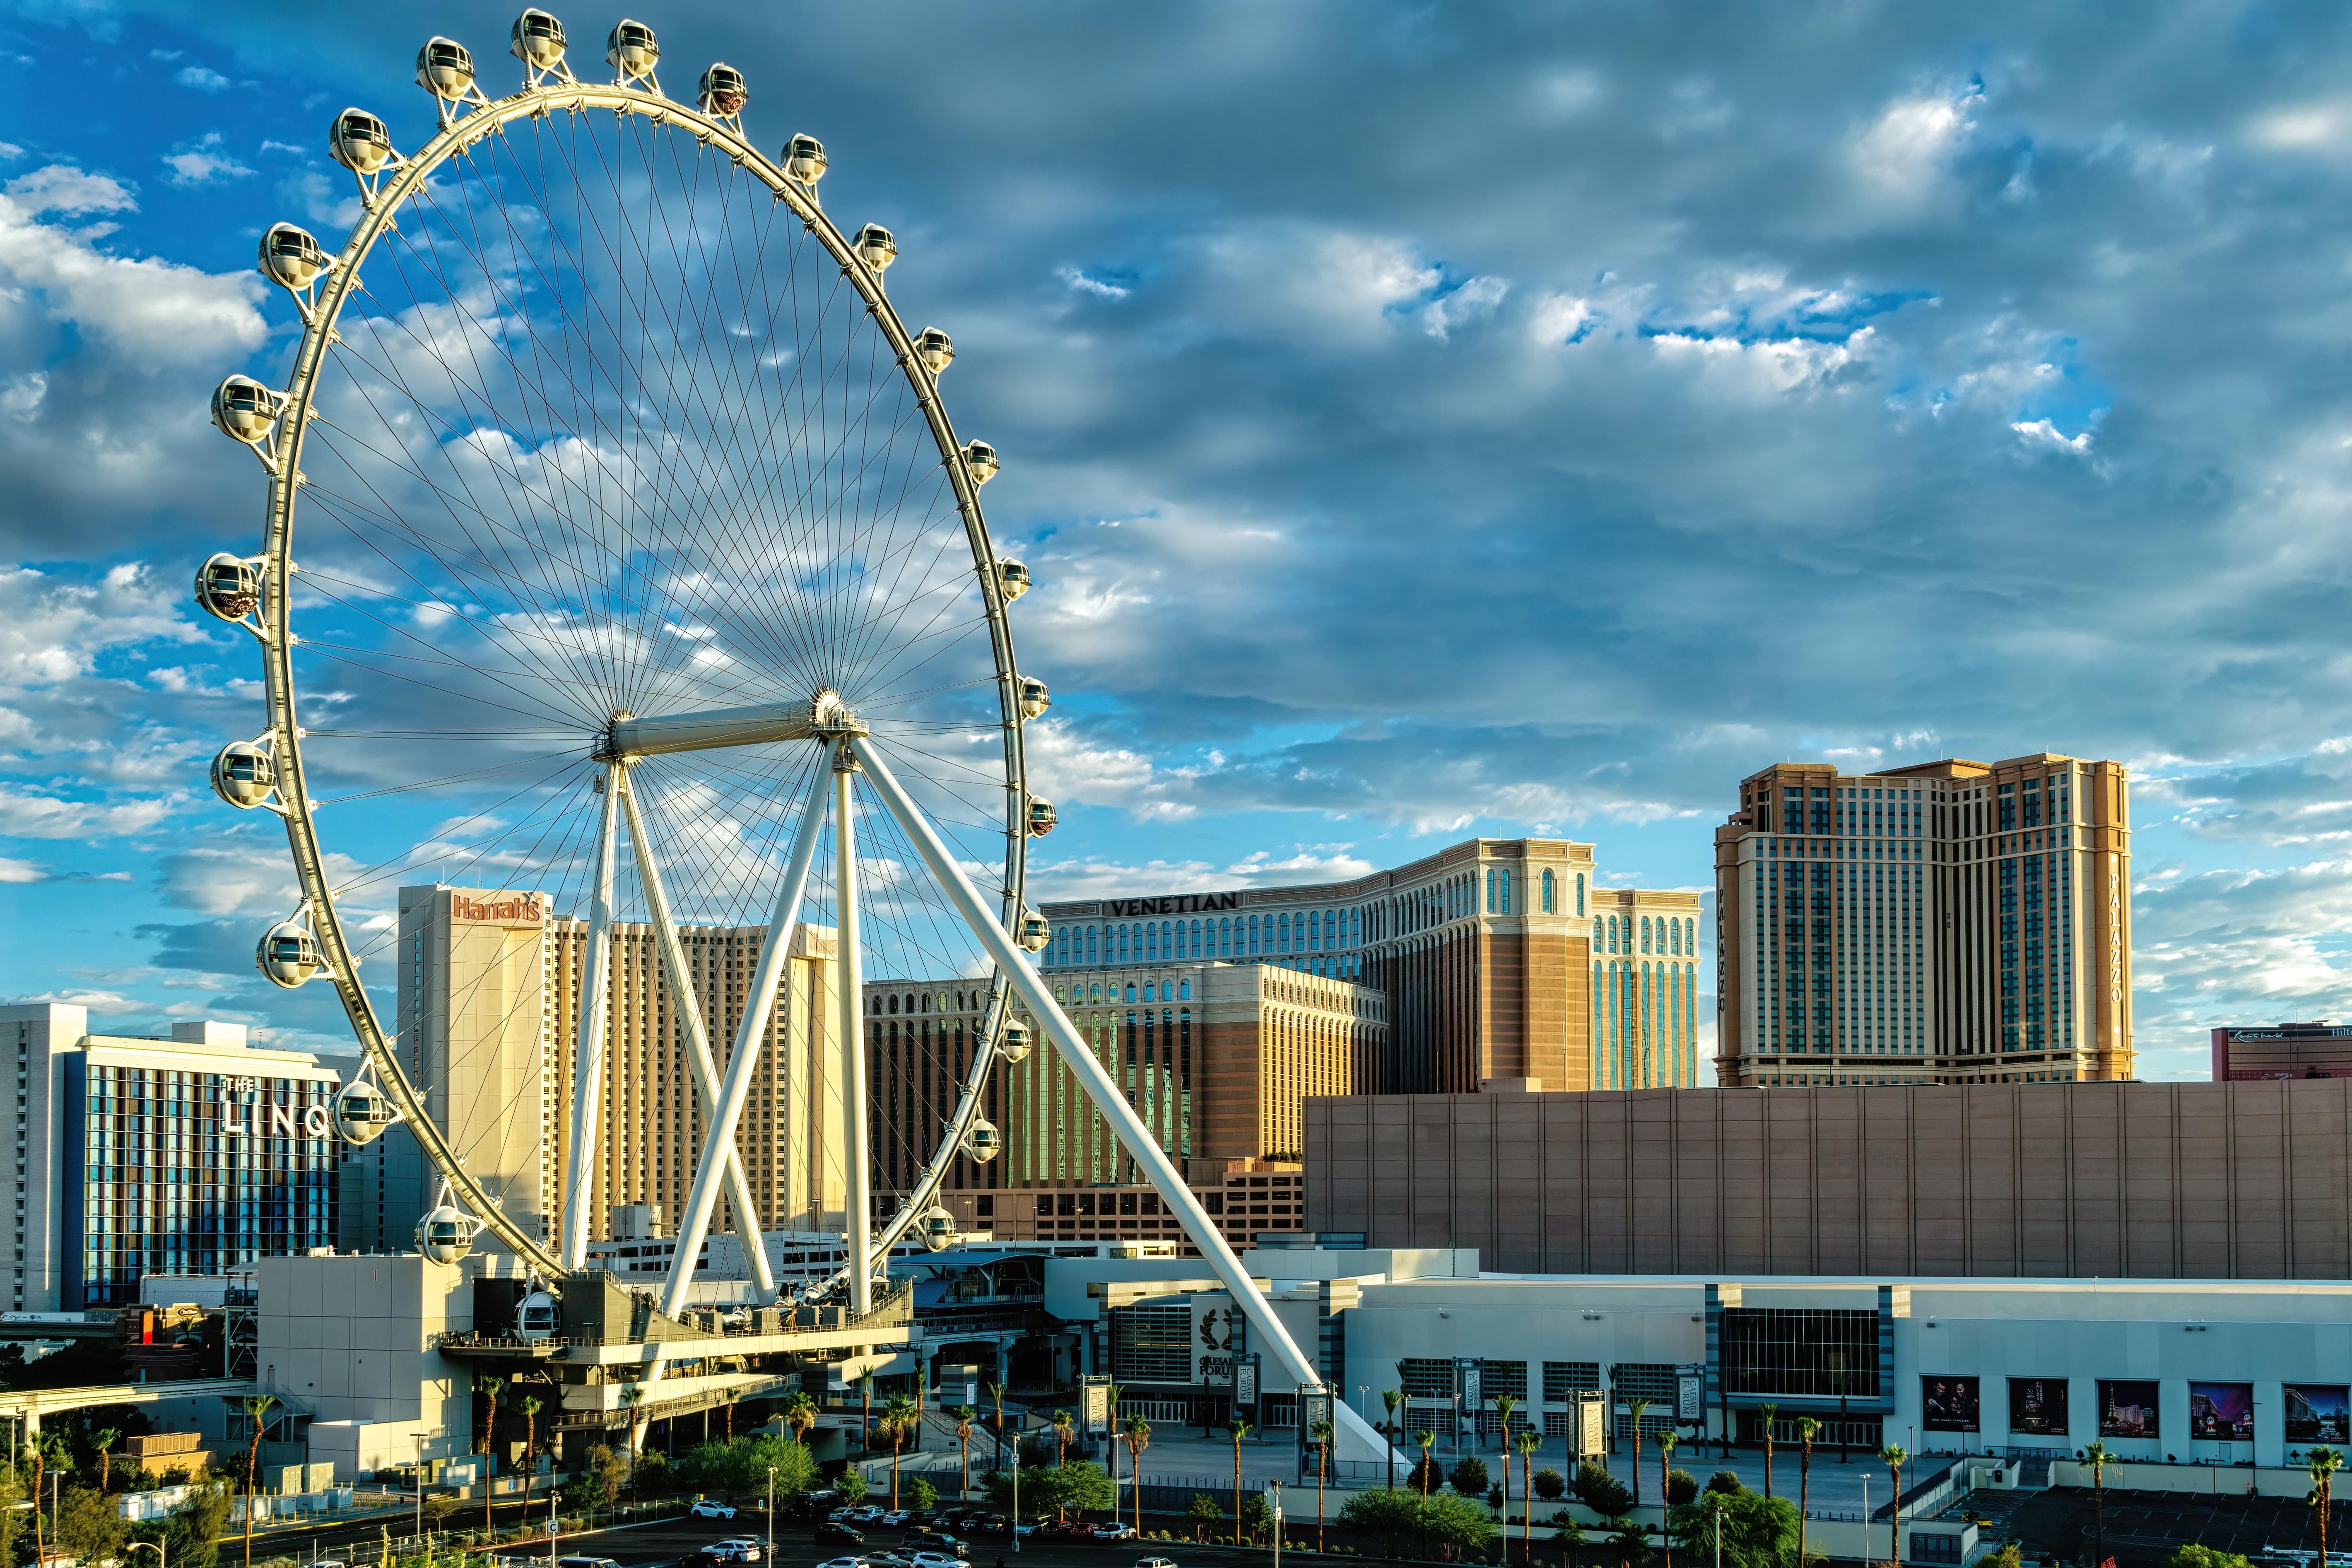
left=814, top=1524, right=866, bottom=1548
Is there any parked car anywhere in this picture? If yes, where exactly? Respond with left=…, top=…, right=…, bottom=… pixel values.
left=816, top=1557, right=869, bottom=1568
left=711, top=1539, right=763, bottom=1562
left=558, top=1558, right=622, bottom=1568
left=911, top=1552, right=969, bottom=1568
left=847, top=1506, right=887, bottom=1524
left=1137, top=1557, right=1181, bottom=1568
left=1091, top=1523, right=1138, bottom=1541
left=878, top=1511, right=912, bottom=1528
left=815, top=1524, right=866, bottom=1548
left=690, top=1500, right=740, bottom=1520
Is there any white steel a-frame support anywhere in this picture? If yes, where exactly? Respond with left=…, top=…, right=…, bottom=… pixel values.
left=661, top=762, right=830, bottom=1319
left=619, top=770, right=777, bottom=1303
left=853, top=735, right=1385, bottom=1458
left=560, top=763, right=622, bottom=1269
left=834, top=748, right=873, bottom=1317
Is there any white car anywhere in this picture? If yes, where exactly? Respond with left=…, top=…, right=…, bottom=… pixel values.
left=690, top=1500, right=740, bottom=1520
left=879, top=1511, right=911, bottom=1527
left=817, top=1558, right=870, bottom=1568
left=911, top=1553, right=969, bottom=1568
left=713, top=1539, right=763, bottom=1562
left=1137, top=1557, right=1180, bottom=1568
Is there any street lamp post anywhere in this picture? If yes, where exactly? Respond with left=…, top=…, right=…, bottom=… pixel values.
left=766, top=1465, right=776, bottom=1564
left=129, top=1536, right=166, bottom=1568
left=1270, top=1479, right=1283, bottom=1568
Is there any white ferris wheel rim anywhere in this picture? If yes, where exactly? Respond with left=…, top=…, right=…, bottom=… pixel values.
left=238, top=65, right=1029, bottom=1281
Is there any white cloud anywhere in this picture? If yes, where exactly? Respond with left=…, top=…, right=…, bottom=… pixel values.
left=0, top=857, right=45, bottom=882
left=3, top=164, right=133, bottom=217
left=175, top=65, right=229, bottom=93
left=2250, top=102, right=2352, bottom=152
left=1058, top=267, right=1130, bottom=300
left=162, top=133, right=254, bottom=188
left=0, top=792, right=179, bottom=840
left=0, top=176, right=268, bottom=360
left=1421, top=275, right=1509, bottom=340
left=2011, top=417, right=2093, bottom=454
left=1848, top=87, right=1980, bottom=215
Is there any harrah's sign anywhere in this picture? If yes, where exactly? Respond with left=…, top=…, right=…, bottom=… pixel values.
left=452, top=893, right=545, bottom=924
left=1100, top=892, right=1241, bottom=916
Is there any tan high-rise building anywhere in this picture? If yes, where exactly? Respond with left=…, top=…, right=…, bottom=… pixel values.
left=394, top=886, right=846, bottom=1250
left=1711, top=752, right=2132, bottom=1087
left=1042, top=837, right=1652, bottom=1094
left=1588, top=885, right=1706, bottom=1090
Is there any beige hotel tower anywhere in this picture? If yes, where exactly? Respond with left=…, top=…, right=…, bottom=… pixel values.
left=1712, top=753, right=2132, bottom=1086
left=394, top=886, right=848, bottom=1249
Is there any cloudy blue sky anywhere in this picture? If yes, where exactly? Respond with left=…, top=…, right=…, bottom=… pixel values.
left=2, top=0, right=2349, bottom=1080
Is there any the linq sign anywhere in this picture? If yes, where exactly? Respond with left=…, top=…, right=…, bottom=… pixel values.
left=1102, top=893, right=1241, bottom=916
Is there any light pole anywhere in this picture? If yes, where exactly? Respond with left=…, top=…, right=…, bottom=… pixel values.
left=765, top=1465, right=776, bottom=1563
left=547, top=1487, right=557, bottom=1568
left=1270, top=1479, right=1283, bottom=1568
left=130, top=1536, right=166, bottom=1568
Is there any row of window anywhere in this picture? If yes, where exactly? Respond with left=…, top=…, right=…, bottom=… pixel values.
left=1593, top=913, right=1695, bottom=956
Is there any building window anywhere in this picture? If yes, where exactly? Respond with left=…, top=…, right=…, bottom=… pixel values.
left=1542, top=870, right=1555, bottom=913
left=1576, top=873, right=1586, bottom=917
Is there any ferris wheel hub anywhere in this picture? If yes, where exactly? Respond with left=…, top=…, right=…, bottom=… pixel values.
left=597, top=689, right=864, bottom=760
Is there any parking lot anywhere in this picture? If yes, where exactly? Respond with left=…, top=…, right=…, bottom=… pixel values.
left=1943, top=1486, right=2337, bottom=1567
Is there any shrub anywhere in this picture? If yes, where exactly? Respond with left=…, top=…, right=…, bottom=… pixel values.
left=2169, top=1549, right=2254, bottom=1568
left=1533, top=1467, right=1566, bottom=1501
left=1572, top=1460, right=1632, bottom=1517
left=1664, top=1469, right=1699, bottom=1506
left=1407, top=1455, right=1445, bottom=1493
left=1707, top=1470, right=1745, bottom=1496
left=1450, top=1455, right=1490, bottom=1497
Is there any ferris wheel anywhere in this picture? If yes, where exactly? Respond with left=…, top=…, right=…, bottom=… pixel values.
left=193, top=9, right=1355, bottom=1426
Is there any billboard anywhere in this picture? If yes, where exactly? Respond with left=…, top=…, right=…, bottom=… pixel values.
left=2009, top=1377, right=2069, bottom=1436
left=2099, top=1380, right=2161, bottom=1439
left=2189, top=1383, right=2254, bottom=1442
left=1923, top=1377, right=1980, bottom=1433
left=2287, top=1385, right=2352, bottom=1445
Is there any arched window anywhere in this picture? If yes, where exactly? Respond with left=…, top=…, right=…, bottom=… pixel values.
left=1278, top=913, right=1289, bottom=951
left=1125, top=983, right=1137, bottom=1003
left=1089, top=982, right=1102, bottom=1000
left=1248, top=914, right=1260, bottom=954
left=1219, top=917, right=1231, bottom=955
left=1641, top=917, right=1651, bottom=954
left=887, top=994, right=899, bottom=1015
left=1179, top=978, right=1190, bottom=1001
left=1576, top=873, right=1586, bottom=916
left=1542, top=869, right=1555, bottom=913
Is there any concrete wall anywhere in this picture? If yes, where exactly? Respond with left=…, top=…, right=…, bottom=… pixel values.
left=1305, top=1079, right=2352, bottom=1277
left=256, top=1254, right=472, bottom=1456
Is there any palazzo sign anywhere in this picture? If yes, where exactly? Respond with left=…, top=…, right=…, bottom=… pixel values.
left=1102, top=893, right=1241, bottom=917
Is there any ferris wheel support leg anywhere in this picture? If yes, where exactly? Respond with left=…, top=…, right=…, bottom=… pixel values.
left=835, top=748, right=873, bottom=1318
left=619, top=771, right=778, bottom=1304
left=852, top=735, right=1357, bottom=1436
left=560, top=762, right=623, bottom=1270
left=661, top=759, right=830, bottom=1322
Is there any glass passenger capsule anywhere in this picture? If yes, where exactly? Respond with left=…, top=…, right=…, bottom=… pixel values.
left=852, top=223, right=898, bottom=273
left=963, top=1119, right=1001, bottom=1163
left=258, top=223, right=330, bottom=291
left=210, top=375, right=284, bottom=447
left=1025, top=797, right=1057, bottom=837
left=1017, top=678, right=1049, bottom=721
left=912, top=327, right=954, bottom=375
left=997, top=1019, right=1032, bottom=1064
left=210, top=741, right=277, bottom=809
left=511, top=9, right=569, bottom=70
left=783, top=133, right=827, bottom=184
left=607, top=19, right=660, bottom=78
left=195, top=553, right=262, bottom=621
left=995, top=559, right=1031, bottom=602
left=256, top=920, right=323, bottom=989
left=414, top=36, right=477, bottom=101
left=329, top=109, right=395, bottom=175
left=697, top=63, right=747, bottom=116
left=961, top=440, right=999, bottom=486
left=332, top=1078, right=399, bottom=1145
left=919, top=1206, right=956, bottom=1251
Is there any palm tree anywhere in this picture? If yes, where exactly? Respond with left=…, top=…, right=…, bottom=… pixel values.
left=720, top=1388, right=739, bottom=1444
left=882, top=1393, right=919, bottom=1507
left=1878, top=1443, right=1908, bottom=1568
left=1227, top=1419, right=1253, bottom=1544
left=2311, top=1446, right=2344, bottom=1568
left=2082, top=1439, right=2115, bottom=1568
left=858, top=1371, right=876, bottom=1455
left=784, top=1391, right=818, bottom=1448
left=1496, top=1392, right=1519, bottom=1456
left=1756, top=1402, right=1777, bottom=1498
left=1415, top=1431, right=1437, bottom=1498
left=519, top=1396, right=545, bottom=1503
left=242, top=1392, right=279, bottom=1568
left=480, top=1373, right=508, bottom=1535
left=94, top=1427, right=119, bottom=1493
left=984, top=1381, right=1007, bottom=1472
left=1125, top=1417, right=1153, bottom=1537
left=1309, top=1419, right=1335, bottom=1553
left=1515, top=1429, right=1541, bottom=1568
left=1627, top=1399, right=1652, bottom=1509
left=619, top=1382, right=648, bottom=1485
left=1104, top=1382, right=1125, bottom=1505
left=26, top=1431, right=53, bottom=1568
left=953, top=1406, right=977, bottom=1500
left=1795, top=1416, right=1822, bottom=1568
left=1052, top=1409, right=1075, bottom=1469
left=1382, top=1390, right=1404, bottom=1491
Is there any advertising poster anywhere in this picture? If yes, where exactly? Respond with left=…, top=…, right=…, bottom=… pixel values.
left=2099, top=1380, right=2161, bottom=1439
left=2009, top=1377, right=2069, bottom=1436
left=1923, top=1377, right=1981, bottom=1432
left=2189, top=1383, right=2254, bottom=1442
left=2287, top=1385, right=2352, bottom=1445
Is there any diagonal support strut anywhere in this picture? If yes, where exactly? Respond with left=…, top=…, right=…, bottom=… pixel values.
left=620, top=767, right=778, bottom=1305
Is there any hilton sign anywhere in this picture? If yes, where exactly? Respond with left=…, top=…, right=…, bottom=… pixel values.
left=1100, top=893, right=1241, bottom=917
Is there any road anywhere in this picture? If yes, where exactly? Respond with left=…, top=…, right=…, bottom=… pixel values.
left=241, top=1506, right=1280, bottom=1568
